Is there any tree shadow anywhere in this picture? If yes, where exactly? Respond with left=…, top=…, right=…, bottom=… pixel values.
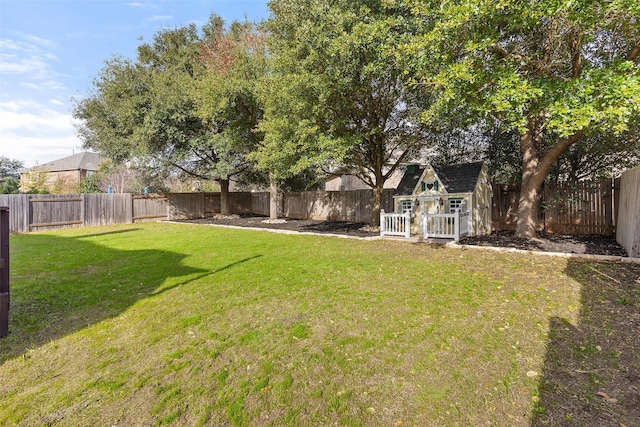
left=1, top=233, right=258, bottom=365
left=532, top=260, right=640, bottom=426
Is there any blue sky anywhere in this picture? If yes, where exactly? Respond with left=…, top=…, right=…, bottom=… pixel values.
left=0, top=0, right=269, bottom=168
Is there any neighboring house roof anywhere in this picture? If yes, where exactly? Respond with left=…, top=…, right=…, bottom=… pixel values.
left=432, top=161, right=484, bottom=193
left=393, top=165, right=425, bottom=196
left=28, top=152, right=103, bottom=173
left=394, top=161, right=484, bottom=196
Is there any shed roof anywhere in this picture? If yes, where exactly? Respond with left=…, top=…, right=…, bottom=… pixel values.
left=433, top=161, right=484, bottom=193
left=393, top=165, right=425, bottom=196
left=32, top=152, right=103, bottom=173
left=394, top=161, right=484, bottom=196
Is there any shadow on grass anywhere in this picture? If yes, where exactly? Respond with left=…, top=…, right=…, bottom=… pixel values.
left=532, top=260, right=640, bottom=426
left=1, top=232, right=257, bottom=365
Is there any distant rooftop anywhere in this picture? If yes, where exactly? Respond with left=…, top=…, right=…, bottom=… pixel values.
left=29, top=152, right=104, bottom=172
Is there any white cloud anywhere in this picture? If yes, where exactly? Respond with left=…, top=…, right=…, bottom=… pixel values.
left=0, top=37, right=59, bottom=79
left=25, top=35, right=58, bottom=49
left=148, top=15, right=173, bottom=22
left=0, top=100, right=81, bottom=167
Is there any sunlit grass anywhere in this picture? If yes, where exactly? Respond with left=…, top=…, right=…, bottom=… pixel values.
left=0, top=222, right=589, bottom=426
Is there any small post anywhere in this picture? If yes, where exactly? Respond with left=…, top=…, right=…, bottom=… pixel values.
left=454, top=209, right=460, bottom=242
left=380, top=209, right=385, bottom=235
left=404, top=211, right=411, bottom=238
left=0, top=207, right=10, bottom=338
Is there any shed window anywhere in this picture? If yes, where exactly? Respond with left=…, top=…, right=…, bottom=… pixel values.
left=400, top=200, right=414, bottom=214
left=448, top=198, right=463, bottom=212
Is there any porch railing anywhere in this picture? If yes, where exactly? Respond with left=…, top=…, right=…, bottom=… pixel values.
left=421, top=210, right=470, bottom=242
left=380, top=210, right=411, bottom=238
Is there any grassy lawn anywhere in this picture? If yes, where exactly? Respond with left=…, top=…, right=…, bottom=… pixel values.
left=0, top=222, right=637, bottom=426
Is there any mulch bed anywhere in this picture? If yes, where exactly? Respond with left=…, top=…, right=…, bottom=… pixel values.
left=460, top=230, right=628, bottom=257
left=175, top=215, right=630, bottom=257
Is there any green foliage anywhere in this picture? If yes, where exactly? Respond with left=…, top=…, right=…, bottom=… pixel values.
left=258, top=0, right=429, bottom=193
left=73, top=15, right=264, bottom=188
left=398, top=0, right=640, bottom=138
left=0, top=156, right=24, bottom=180
left=77, top=173, right=102, bottom=194
left=0, top=177, right=20, bottom=194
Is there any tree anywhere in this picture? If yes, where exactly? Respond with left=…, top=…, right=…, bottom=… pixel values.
left=258, top=0, right=429, bottom=225
left=397, top=0, right=640, bottom=237
left=74, top=15, right=264, bottom=215
left=194, top=18, right=268, bottom=215
left=0, top=177, right=19, bottom=194
left=0, top=156, right=24, bottom=180
left=0, top=156, right=24, bottom=194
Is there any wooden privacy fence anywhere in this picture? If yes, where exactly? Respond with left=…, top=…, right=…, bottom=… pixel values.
left=0, top=181, right=624, bottom=236
left=0, top=194, right=169, bottom=233
left=492, top=179, right=618, bottom=235
left=168, top=189, right=395, bottom=223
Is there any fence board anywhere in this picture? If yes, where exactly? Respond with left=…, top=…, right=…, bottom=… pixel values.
left=83, top=193, right=133, bottom=226
left=29, top=194, right=83, bottom=232
left=616, top=166, right=640, bottom=257
left=133, top=195, right=168, bottom=222
left=0, top=195, right=29, bottom=233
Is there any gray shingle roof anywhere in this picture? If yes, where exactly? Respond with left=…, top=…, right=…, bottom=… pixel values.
left=35, top=152, right=103, bottom=172
left=432, top=161, right=483, bottom=193
left=393, top=165, right=425, bottom=196
left=394, top=161, right=484, bottom=195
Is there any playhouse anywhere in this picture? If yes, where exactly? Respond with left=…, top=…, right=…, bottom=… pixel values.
left=385, top=161, right=492, bottom=239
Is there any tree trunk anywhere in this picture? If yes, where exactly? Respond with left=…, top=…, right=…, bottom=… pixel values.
left=371, top=184, right=383, bottom=227
left=219, top=179, right=230, bottom=216
left=515, top=127, right=542, bottom=238
left=515, top=121, right=584, bottom=238
left=269, top=172, right=278, bottom=220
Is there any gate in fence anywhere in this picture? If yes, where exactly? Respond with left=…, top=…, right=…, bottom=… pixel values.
left=421, top=210, right=470, bottom=242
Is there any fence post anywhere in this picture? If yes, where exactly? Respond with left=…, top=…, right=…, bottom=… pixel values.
left=454, top=209, right=460, bottom=242
left=404, top=211, right=410, bottom=238
left=380, top=210, right=385, bottom=234
left=0, top=207, right=9, bottom=338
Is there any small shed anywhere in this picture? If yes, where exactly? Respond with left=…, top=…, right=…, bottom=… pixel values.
left=392, top=161, right=492, bottom=237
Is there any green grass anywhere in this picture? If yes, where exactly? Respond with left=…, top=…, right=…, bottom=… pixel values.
left=0, top=222, right=620, bottom=426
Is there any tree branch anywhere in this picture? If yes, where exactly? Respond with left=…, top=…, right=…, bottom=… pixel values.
left=628, top=40, right=640, bottom=62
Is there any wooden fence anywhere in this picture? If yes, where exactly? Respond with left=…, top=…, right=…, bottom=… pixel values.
left=0, top=181, right=625, bottom=236
left=491, top=179, right=618, bottom=235
left=0, top=194, right=169, bottom=233
left=616, top=166, right=640, bottom=257
left=167, top=189, right=395, bottom=223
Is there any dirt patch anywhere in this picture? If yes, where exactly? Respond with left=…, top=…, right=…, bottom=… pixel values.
left=176, top=216, right=630, bottom=257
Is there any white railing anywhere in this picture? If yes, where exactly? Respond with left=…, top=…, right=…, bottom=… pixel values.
left=421, top=210, right=471, bottom=241
left=380, top=210, right=411, bottom=238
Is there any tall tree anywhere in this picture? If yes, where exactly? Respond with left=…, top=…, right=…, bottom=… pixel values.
left=74, top=15, right=264, bottom=214
left=258, top=0, right=429, bottom=225
left=397, top=0, right=640, bottom=237
left=195, top=18, right=267, bottom=215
